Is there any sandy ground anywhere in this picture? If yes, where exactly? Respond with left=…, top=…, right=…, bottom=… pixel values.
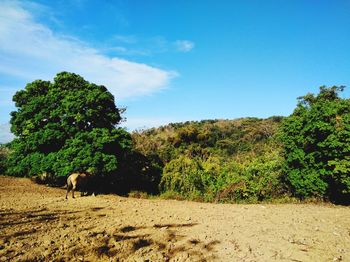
left=0, top=176, right=349, bottom=261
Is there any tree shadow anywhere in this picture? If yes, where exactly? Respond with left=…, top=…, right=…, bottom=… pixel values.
left=0, top=210, right=59, bottom=227
left=0, top=208, right=83, bottom=242
left=119, top=225, right=143, bottom=233
left=153, top=223, right=198, bottom=228
left=90, top=207, right=105, bottom=212
left=1, top=208, right=220, bottom=261
left=87, top=222, right=220, bottom=261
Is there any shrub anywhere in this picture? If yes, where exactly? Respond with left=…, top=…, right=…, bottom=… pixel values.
left=280, top=86, right=350, bottom=203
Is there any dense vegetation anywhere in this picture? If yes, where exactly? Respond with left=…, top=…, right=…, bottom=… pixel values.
left=132, top=86, right=350, bottom=204
left=1, top=72, right=349, bottom=204
left=280, top=86, right=350, bottom=203
left=132, top=117, right=285, bottom=202
left=2, top=72, right=155, bottom=193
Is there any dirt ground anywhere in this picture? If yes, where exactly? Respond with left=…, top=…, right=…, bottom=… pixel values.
left=0, top=176, right=349, bottom=261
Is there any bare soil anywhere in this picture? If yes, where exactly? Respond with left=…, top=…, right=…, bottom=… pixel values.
left=0, top=176, right=349, bottom=261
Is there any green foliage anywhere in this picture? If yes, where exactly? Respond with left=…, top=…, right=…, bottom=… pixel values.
left=280, top=86, right=350, bottom=202
left=6, top=72, right=132, bottom=184
left=160, top=155, right=205, bottom=200
left=214, top=148, right=284, bottom=202
left=6, top=74, right=349, bottom=204
left=158, top=142, right=283, bottom=202
left=133, top=117, right=285, bottom=202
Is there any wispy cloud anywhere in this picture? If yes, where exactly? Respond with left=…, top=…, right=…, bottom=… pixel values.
left=0, top=0, right=177, bottom=100
left=113, top=34, right=138, bottom=44
left=105, top=46, right=151, bottom=57
left=174, top=40, right=195, bottom=53
left=108, top=35, right=195, bottom=56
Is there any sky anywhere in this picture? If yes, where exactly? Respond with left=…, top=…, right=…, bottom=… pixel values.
left=1, top=0, right=350, bottom=143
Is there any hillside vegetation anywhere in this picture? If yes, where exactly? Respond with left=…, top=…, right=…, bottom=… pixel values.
left=132, top=87, right=350, bottom=204
left=132, top=117, right=285, bottom=202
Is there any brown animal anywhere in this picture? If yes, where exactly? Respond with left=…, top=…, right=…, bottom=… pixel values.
left=65, top=172, right=91, bottom=199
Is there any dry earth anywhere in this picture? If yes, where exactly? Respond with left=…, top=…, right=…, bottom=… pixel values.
left=0, top=176, right=349, bottom=261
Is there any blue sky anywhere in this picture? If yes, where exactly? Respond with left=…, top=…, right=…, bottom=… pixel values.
left=1, top=0, right=350, bottom=142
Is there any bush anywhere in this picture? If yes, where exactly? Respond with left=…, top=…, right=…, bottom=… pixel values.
left=214, top=149, right=284, bottom=202
left=280, top=86, right=350, bottom=203
left=160, top=156, right=206, bottom=199
left=159, top=143, right=284, bottom=203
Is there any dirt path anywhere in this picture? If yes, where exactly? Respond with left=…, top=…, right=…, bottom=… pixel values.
left=0, top=176, right=349, bottom=261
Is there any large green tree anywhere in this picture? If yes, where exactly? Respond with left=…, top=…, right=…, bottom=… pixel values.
left=280, top=86, right=350, bottom=202
left=7, top=72, right=132, bottom=179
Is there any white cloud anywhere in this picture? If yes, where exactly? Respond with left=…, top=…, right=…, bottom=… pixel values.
left=0, top=123, right=14, bottom=144
left=175, top=40, right=195, bottom=52
left=0, top=0, right=177, bottom=100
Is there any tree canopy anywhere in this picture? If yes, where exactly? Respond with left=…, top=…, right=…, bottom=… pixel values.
left=7, top=72, right=132, bottom=179
left=280, top=86, right=350, bottom=202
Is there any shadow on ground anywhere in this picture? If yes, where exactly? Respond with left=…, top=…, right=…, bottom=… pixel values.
left=0, top=207, right=220, bottom=261
left=92, top=222, right=220, bottom=261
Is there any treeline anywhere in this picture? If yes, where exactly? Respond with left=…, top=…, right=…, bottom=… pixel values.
left=0, top=72, right=349, bottom=204
left=132, top=117, right=284, bottom=202
left=132, top=86, right=350, bottom=204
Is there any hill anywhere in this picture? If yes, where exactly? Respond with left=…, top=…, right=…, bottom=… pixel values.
left=131, top=117, right=286, bottom=202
